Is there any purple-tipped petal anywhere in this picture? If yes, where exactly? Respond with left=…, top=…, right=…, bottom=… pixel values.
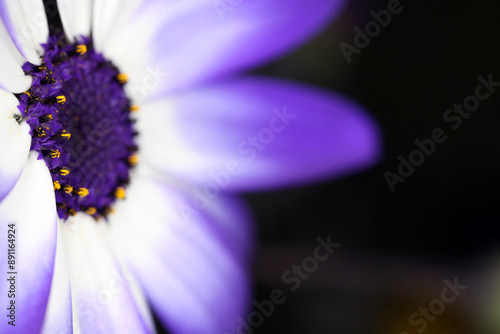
left=94, top=0, right=346, bottom=96
left=109, top=167, right=253, bottom=334
left=0, top=0, right=48, bottom=65
left=0, top=152, right=57, bottom=333
left=139, top=77, right=381, bottom=191
left=61, top=214, right=153, bottom=334
left=0, top=90, right=31, bottom=202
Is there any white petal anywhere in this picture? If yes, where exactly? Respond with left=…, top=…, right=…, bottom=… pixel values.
left=61, top=213, right=153, bottom=334
left=0, top=0, right=48, bottom=64
left=41, top=221, right=73, bottom=334
left=92, top=0, right=161, bottom=101
left=92, top=0, right=142, bottom=53
left=0, top=152, right=58, bottom=333
left=57, top=0, right=93, bottom=42
left=0, top=89, right=31, bottom=200
left=0, top=37, right=32, bottom=92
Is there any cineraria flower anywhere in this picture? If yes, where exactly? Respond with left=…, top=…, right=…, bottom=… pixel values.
left=0, top=0, right=380, bottom=333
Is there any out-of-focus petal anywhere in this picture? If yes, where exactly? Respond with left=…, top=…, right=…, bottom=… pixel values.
left=41, top=221, right=73, bottom=334
left=108, top=166, right=253, bottom=334
left=61, top=213, right=153, bottom=334
left=139, top=77, right=381, bottom=191
left=0, top=0, right=48, bottom=64
left=57, top=0, right=92, bottom=42
left=0, top=152, right=57, bottom=333
left=0, top=89, right=30, bottom=201
left=93, top=0, right=346, bottom=97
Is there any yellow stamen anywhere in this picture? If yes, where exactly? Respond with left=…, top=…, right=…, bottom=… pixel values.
left=85, top=207, right=97, bottom=215
left=76, top=45, right=87, bottom=55
left=57, top=95, right=66, bottom=104
left=63, top=185, right=73, bottom=194
left=115, top=187, right=126, bottom=199
left=68, top=209, right=77, bottom=216
left=59, top=130, right=71, bottom=140
left=128, top=154, right=139, bottom=166
left=53, top=181, right=61, bottom=190
left=117, top=73, right=128, bottom=84
left=59, top=168, right=70, bottom=176
left=76, top=188, right=89, bottom=197
left=35, top=129, right=47, bottom=138
left=130, top=105, right=140, bottom=112
left=49, top=150, right=61, bottom=158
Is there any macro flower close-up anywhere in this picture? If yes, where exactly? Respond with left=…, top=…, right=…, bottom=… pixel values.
left=0, top=0, right=380, bottom=333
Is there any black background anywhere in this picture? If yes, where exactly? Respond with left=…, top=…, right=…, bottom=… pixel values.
left=246, top=0, right=500, bottom=333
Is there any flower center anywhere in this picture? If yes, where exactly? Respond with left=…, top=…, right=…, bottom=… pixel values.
left=17, top=35, right=138, bottom=220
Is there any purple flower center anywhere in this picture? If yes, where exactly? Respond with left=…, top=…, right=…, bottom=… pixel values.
left=17, top=35, right=137, bottom=220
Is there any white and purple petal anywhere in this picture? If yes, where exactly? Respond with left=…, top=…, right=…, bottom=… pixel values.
left=108, top=166, right=253, bottom=334
left=138, top=77, right=381, bottom=191
left=61, top=213, right=154, bottom=334
left=0, top=0, right=48, bottom=65
left=92, top=0, right=347, bottom=96
left=0, top=152, right=57, bottom=333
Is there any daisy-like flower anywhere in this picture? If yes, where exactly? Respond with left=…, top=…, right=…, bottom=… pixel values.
left=0, top=0, right=380, bottom=333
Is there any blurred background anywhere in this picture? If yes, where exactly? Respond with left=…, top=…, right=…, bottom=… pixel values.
left=235, top=0, right=500, bottom=333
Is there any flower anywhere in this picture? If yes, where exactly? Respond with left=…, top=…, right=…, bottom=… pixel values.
left=0, top=0, right=380, bottom=333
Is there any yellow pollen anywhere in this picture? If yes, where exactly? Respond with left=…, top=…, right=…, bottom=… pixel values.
left=85, top=207, right=97, bottom=215
left=59, top=168, right=70, bottom=176
left=68, top=209, right=77, bottom=216
left=50, top=150, right=61, bottom=158
left=76, top=188, right=89, bottom=197
left=117, top=73, right=128, bottom=84
left=130, top=105, right=140, bottom=112
left=115, top=187, right=126, bottom=199
left=63, top=185, right=74, bottom=194
left=25, top=91, right=31, bottom=97
left=53, top=181, right=61, bottom=190
left=57, top=95, right=66, bottom=104
left=128, top=154, right=139, bottom=166
left=76, top=45, right=87, bottom=55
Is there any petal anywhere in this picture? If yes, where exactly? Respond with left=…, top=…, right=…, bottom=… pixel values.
left=0, top=34, right=32, bottom=92
left=57, top=0, right=92, bottom=42
left=93, top=0, right=346, bottom=96
left=108, top=166, right=253, bottom=334
left=41, top=221, right=73, bottom=334
left=0, top=152, right=57, bottom=333
left=0, top=0, right=48, bottom=65
left=0, top=90, right=31, bottom=201
left=139, top=77, right=381, bottom=191
left=61, top=213, right=153, bottom=334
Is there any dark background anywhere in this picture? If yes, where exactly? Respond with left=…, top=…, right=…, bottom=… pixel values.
left=245, top=0, right=500, bottom=333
